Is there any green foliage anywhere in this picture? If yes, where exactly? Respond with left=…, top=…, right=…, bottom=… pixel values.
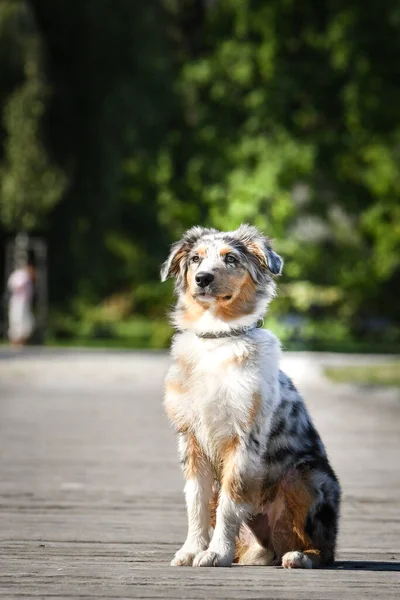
left=49, top=312, right=173, bottom=350
left=0, top=72, right=67, bottom=230
left=0, top=1, right=66, bottom=231
left=164, top=0, right=400, bottom=329
left=324, top=363, right=400, bottom=387
left=0, top=0, right=399, bottom=349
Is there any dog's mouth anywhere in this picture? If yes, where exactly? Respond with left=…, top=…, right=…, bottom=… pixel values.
left=194, top=291, right=215, bottom=302
left=194, top=291, right=233, bottom=302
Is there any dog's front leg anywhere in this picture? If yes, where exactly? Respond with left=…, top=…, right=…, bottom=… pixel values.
left=171, top=433, right=213, bottom=566
left=193, top=439, right=252, bottom=567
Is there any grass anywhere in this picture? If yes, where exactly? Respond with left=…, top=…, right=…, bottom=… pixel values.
left=3, top=312, right=400, bottom=354
left=324, top=363, right=400, bottom=387
left=46, top=316, right=174, bottom=349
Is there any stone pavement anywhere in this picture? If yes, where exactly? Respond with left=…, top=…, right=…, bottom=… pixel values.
left=0, top=348, right=399, bottom=599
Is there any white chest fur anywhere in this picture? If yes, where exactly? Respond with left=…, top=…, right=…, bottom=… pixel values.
left=164, top=329, right=281, bottom=460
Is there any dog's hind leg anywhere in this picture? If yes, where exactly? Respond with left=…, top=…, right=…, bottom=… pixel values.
left=235, top=524, right=274, bottom=565
left=269, top=468, right=338, bottom=569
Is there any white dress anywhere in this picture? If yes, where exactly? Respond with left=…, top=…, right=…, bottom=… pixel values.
left=7, top=268, right=35, bottom=342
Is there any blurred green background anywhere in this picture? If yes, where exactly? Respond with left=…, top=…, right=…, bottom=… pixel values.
left=0, top=0, right=399, bottom=352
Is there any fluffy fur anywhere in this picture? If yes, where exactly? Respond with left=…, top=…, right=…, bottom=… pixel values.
left=161, top=224, right=340, bottom=569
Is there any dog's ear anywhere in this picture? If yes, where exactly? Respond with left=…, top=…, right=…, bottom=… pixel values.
left=160, top=240, right=187, bottom=283
left=235, top=224, right=283, bottom=281
left=160, top=226, right=213, bottom=283
left=265, top=248, right=283, bottom=275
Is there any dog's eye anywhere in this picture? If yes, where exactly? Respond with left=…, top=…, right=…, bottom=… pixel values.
left=191, top=255, right=200, bottom=263
left=226, top=254, right=237, bottom=264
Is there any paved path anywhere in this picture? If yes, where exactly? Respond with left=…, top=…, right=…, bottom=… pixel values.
left=0, top=348, right=399, bottom=599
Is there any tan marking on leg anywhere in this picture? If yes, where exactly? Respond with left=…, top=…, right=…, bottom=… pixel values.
left=236, top=475, right=326, bottom=568
left=235, top=523, right=275, bottom=565
left=262, top=482, right=280, bottom=505
left=282, top=473, right=315, bottom=548
left=266, top=471, right=323, bottom=565
left=220, top=436, right=243, bottom=503
left=220, top=436, right=240, bottom=470
left=247, top=392, right=262, bottom=429
left=236, top=539, right=275, bottom=566
left=209, top=486, right=219, bottom=529
left=303, top=549, right=322, bottom=568
left=177, top=357, right=193, bottom=378
left=184, top=434, right=206, bottom=480
left=165, top=379, right=186, bottom=395
left=220, top=436, right=259, bottom=504
left=234, top=536, right=247, bottom=563
left=164, top=378, right=188, bottom=432
left=163, top=402, right=188, bottom=433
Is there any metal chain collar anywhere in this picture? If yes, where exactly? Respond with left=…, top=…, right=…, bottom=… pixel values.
left=193, top=318, right=264, bottom=339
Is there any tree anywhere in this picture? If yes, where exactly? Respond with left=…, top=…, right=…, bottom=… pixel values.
left=1, top=0, right=398, bottom=346
left=0, top=0, right=66, bottom=232
left=159, top=0, right=400, bottom=328
left=28, top=0, right=178, bottom=306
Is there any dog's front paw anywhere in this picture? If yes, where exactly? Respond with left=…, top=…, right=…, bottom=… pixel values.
left=171, top=549, right=197, bottom=567
left=193, top=550, right=233, bottom=567
left=171, top=542, right=208, bottom=567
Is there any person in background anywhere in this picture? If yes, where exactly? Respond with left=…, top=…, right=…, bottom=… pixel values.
left=7, top=261, right=36, bottom=347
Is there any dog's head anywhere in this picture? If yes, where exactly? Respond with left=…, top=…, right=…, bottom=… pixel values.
left=161, top=224, right=283, bottom=329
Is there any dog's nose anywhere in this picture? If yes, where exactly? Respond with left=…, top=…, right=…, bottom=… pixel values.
left=195, top=271, right=214, bottom=288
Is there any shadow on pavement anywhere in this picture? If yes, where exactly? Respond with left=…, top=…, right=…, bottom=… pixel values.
left=335, top=561, right=400, bottom=572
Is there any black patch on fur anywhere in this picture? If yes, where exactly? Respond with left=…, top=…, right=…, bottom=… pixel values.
left=305, top=497, right=339, bottom=565
left=279, top=370, right=297, bottom=392
left=297, top=455, right=339, bottom=484
left=294, top=451, right=315, bottom=466
left=305, top=513, right=315, bottom=539
left=303, top=423, right=321, bottom=449
left=290, top=402, right=301, bottom=420
left=279, top=371, right=289, bottom=387
left=315, top=502, right=337, bottom=530
left=265, top=445, right=292, bottom=465
left=279, top=398, right=289, bottom=412
left=269, top=417, right=286, bottom=440
left=222, top=237, right=247, bottom=256
left=248, top=433, right=261, bottom=452
left=324, top=460, right=339, bottom=484
left=331, top=486, right=341, bottom=506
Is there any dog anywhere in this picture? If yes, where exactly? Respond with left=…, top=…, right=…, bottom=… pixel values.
left=161, top=224, right=340, bottom=569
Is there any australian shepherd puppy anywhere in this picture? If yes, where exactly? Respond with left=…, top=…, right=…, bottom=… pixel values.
left=161, top=224, right=340, bottom=569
